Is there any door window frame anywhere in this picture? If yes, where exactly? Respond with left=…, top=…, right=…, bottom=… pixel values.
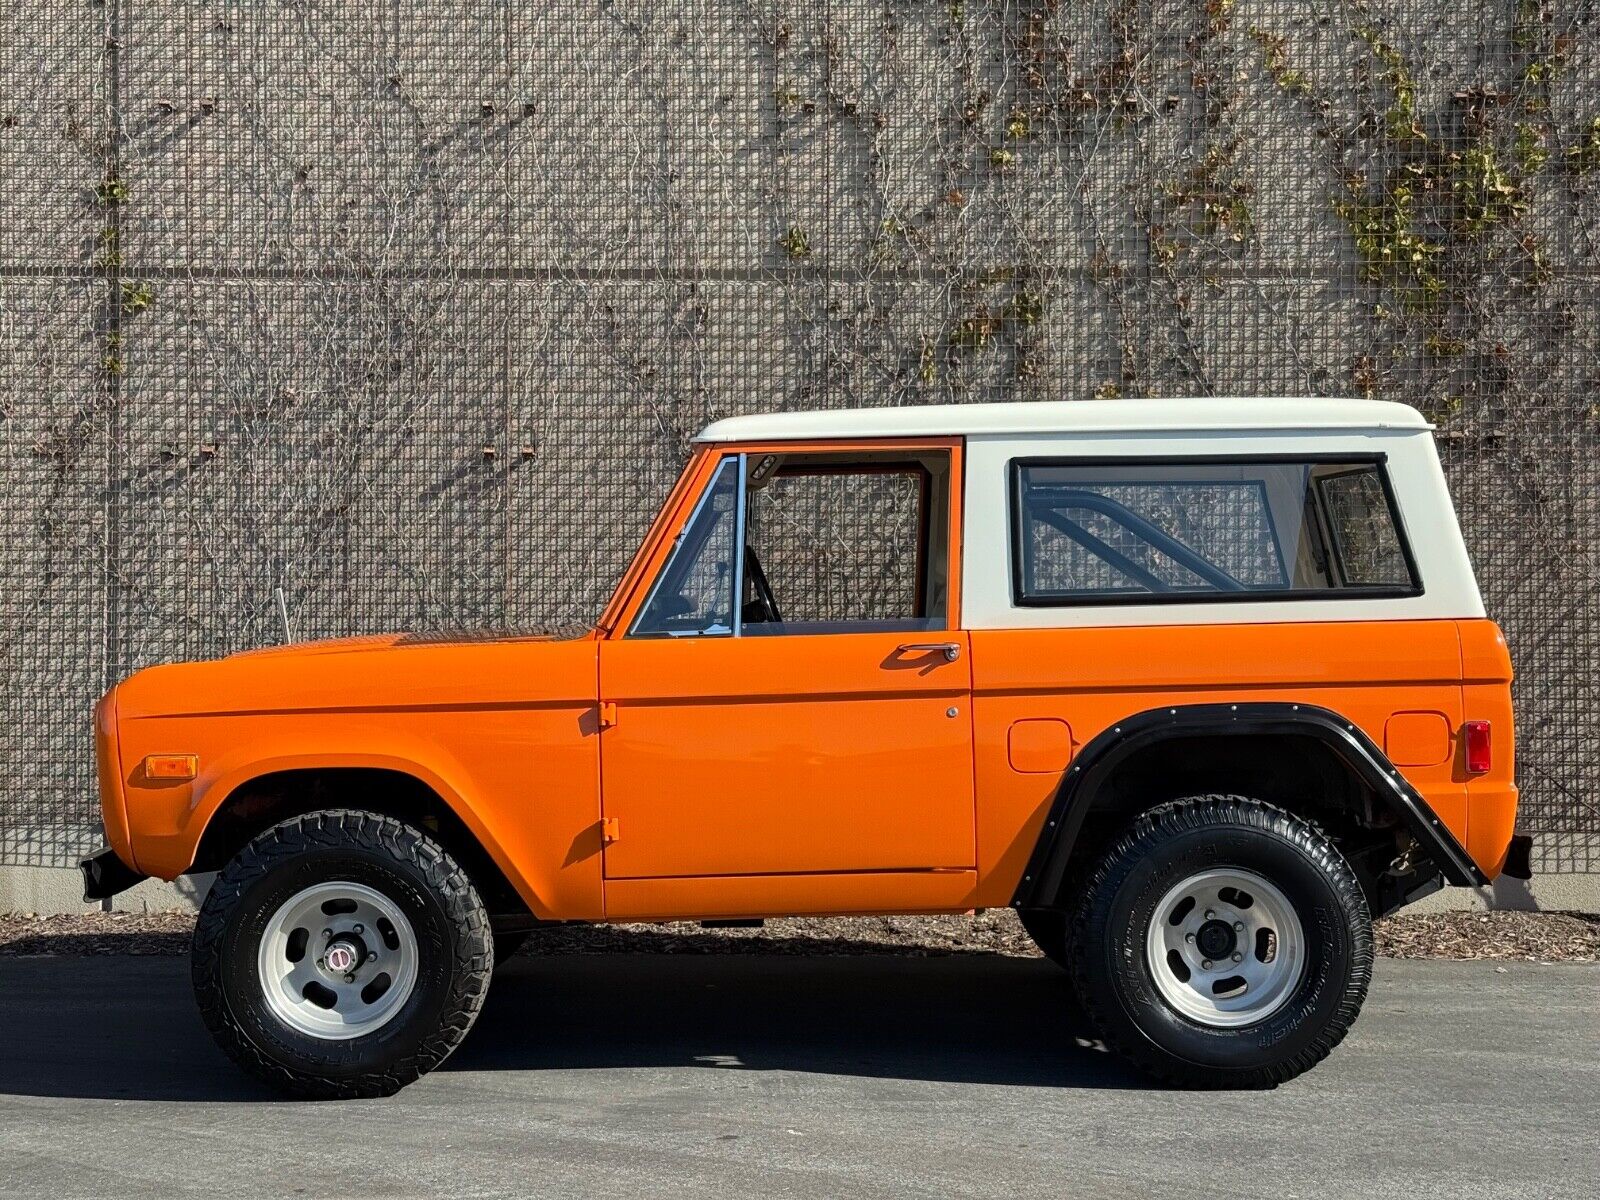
left=628, top=454, right=748, bottom=638
left=603, top=437, right=965, bottom=639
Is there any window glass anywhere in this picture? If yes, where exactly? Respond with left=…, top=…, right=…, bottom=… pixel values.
left=630, top=458, right=739, bottom=636
left=747, top=471, right=923, bottom=623
left=1317, top=468, right=1411, bottom=586
left=741, top=452, right=950, bottom=635
left=1014, top=459, right=1416, bottom=604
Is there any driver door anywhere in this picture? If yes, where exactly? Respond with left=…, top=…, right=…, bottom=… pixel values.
left=597, top=442, right=976, bottom=919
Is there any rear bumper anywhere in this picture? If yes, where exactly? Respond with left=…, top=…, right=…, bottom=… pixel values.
left=80, top=847, right=147, bottom=902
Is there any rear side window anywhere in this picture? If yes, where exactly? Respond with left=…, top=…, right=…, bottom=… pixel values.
left=1011, top=458, right=1418, bottom=605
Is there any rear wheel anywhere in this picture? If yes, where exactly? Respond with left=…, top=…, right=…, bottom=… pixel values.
left=193, top=810, right=493, bottom=1099
left=1069, top=795, right=1371, bottom=1088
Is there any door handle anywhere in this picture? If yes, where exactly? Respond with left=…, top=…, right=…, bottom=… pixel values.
left=897, top=642, right=961, bottom=662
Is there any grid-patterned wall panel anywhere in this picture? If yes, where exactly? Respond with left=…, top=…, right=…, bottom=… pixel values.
left=1, top=0, right=1597, bottom=872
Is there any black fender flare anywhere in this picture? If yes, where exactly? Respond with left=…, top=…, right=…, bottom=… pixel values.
left=1010, top=701, right=1486, bottom=911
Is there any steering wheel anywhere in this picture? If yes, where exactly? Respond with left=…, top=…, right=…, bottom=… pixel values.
left=743, top=546, right=783, bottom=624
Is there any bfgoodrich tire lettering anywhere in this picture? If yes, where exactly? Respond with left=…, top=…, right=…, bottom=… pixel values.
left=192, top=810, right=493, bottom=1099
left=1069, top=795, right=1372, bottom=1088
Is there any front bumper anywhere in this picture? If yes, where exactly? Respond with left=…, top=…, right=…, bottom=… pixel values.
left=80, top=847, right=148, bottom=902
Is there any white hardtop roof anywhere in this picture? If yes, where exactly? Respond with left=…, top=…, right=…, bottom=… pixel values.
left=696, top=397, right=1430, bottom=443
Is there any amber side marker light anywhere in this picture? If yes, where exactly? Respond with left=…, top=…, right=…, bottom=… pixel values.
left=1463, top=721, right=1492, bottom=775
left=144, top=754, right=199, bottom=781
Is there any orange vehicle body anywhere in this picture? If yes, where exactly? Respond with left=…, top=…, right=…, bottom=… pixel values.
left=95, top=438, right=1519, bottom=923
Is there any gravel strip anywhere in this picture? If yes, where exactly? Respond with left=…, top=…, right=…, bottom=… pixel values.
left=3, top=908, right=1596, bottom=962
left=1373, top=910, right=1600, bottom=962
left=0, top=911, right=197, bottom=957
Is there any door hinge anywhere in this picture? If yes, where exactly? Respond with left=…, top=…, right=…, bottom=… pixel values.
left=597, top=701, right=618, bottom=729
left=600, top=817, right=620, bottom=845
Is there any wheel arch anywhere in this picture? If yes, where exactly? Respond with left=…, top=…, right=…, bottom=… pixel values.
left=190, top=759, right=534, bottom=921
left=1011, top=702, right=1486, bottom=914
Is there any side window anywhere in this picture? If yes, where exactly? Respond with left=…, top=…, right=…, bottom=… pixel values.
left=1013, top=458, right=1417, bottom=605
left=1316, top=467, right=1411, bottom=586
left=743, top=452, right=951, bottom=635
left=630, top=458, right=741, bottom=636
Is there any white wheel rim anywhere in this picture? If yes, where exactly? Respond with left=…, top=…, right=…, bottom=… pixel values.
left=257, top=881, right=419, bottom=1040
left=1145, top=868, right=1306, bottom=1029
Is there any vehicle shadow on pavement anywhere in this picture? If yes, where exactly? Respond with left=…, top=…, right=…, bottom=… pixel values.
left=0, top=955, right=283, bottom=1102
left=451, top=950, right=1143, bottom=1090
left=0, top=945, right=1140, bottom=1102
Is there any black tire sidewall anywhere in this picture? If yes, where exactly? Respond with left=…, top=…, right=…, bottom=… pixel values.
left=1088, top=813, right=1365, bottom=1077
left=214, top=845, right=462, bottom=1082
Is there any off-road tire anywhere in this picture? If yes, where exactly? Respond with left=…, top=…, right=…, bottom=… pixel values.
left=1018, top=908, right=1071, bottom=970
left=1069, top=795, right=1372, bottom=1088
left=193, top=810, right=493, bottom=1099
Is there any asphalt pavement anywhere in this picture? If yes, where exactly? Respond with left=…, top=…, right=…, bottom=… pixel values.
left=0, top=951, right=1594, bottom=1199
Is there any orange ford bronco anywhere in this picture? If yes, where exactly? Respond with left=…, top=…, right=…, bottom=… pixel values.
left=83, top=398, right=1527, bottom=1097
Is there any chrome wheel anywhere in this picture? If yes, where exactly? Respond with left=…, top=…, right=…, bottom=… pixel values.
left=1146, top=867, right=1305, bottom=1028
left=257, top=881, right=419, bottom=1040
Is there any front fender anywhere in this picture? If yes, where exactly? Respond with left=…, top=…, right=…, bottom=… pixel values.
left=120, top=708, right=602, bottom=921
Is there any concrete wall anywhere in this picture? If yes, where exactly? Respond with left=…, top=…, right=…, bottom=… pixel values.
left=0, top=865, right=211, bottom=917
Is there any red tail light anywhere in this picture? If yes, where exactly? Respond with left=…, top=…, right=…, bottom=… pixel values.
left=1464, top=720, right=1492, bottom=774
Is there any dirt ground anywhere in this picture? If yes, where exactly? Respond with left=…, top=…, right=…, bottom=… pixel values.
left=2, top=907, right=1595, bottom=962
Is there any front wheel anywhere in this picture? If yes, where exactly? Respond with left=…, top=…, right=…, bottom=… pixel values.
left=1069, top=795, right=1372, bottom=1088
left=192, top=810, right=493, bottom=1099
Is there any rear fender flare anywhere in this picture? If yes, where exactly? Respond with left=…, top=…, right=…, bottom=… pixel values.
left=1010, top=701, right=1486, bottom=911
